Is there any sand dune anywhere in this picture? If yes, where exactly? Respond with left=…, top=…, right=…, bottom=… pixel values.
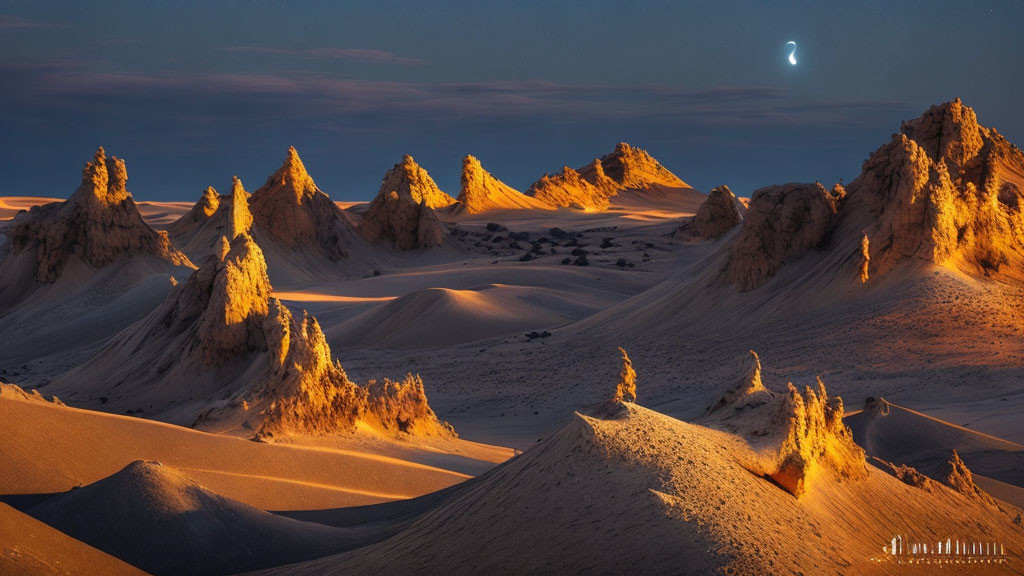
left=0, top=393, right=489, bottom=511
left=27, top=461, right=355, bottom=576
left=0, top=197, right=62, bottom=220
left=331, top=284, right=604, bottom=349
left=0, top=502, right=146, bottom=576
left=257, top=402, right=1024, bottom=576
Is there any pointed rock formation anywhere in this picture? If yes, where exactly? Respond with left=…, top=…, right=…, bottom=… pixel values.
left=702, top=351, right=867, bottom=497
left=165, top=187, right=221, bottom=237
left=938, top=449, right=998, bottom=506
left=720, top=182, right=843, bottom=291
left=375, top=155, right=455, bottom=209
left=455, top=155, right=553, bottom=213
left=1, top=148, right=192, bottom=285
left=525, top=166, right=610, bottom=211
left=51, top=232, right=452, bottom=439
left=248, top=146, right=359, bottom=260
left=677, top=185, right=745, bottom=240
left=358, top=165, right=447, bottom=250
left=226, top=176, right=252, bottom=239
left=841, top=99, right=1024, bottom=278
left=612, top=347, right=637, bottom=403
left=578, top=142, right=689, bottom=191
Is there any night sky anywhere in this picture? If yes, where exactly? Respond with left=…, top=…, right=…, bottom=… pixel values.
left=2, top=1, right=1022, bottom=202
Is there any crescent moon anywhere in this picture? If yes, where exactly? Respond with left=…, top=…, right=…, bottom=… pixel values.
left=785, top=41, right=797, bottom=66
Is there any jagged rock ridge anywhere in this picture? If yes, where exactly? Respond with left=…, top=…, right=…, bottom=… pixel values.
left=375, top=155, right=455, bottom=209
left=701, top=350, right=867, bottom=497
left=2, top=147, right=192, bottom=284
left=526, top=166, right=611, bottom=211
left=577, top=142, right=689, bottom=191
left=455, top=155, right=553, bottom=213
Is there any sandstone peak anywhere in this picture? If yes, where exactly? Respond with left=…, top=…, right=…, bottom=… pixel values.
left=1, top=148, right=192, bottom=285
left=248, top=147, right=355, bottom=260
left=456, top=154, right=553, bottom=213
left=378, top=155, right=455, bottom=209
left=579, top=142, right=689, bottom=191
left=939, top=449, right=997, bottom=505
left=198, top=187, right=220, bottom=217
left=843, top=99, right=1024, bottom=279
left=226, top=177, right=253, bottom=239
left=702, top=351, right=866, bottom=498
left=681, top=184, right=744, bottom=240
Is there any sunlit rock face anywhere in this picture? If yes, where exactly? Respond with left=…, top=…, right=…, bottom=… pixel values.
left=166, top=186, right=221, bottom=236
left=526, top=166, right=611, bottom=211
left=677, top=184, right=745, bottom=240
left=455, top=155, right=552, bottom=213
left=2, top=147, right=192, bottom=284
left=375, top=154, right=455, bottom=210
left=358, top=156, right=447, bottom=250
left=578, top=142, right=689, bottom=191
left=844, top=98, right=1024, bottom=278
left=701, top=350, right=867, bottom=498
left=248, top=146, right=357, bottom=260
left=720, top=182, right=843, bottom=291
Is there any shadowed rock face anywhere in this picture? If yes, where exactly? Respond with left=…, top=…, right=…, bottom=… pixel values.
left=578, top=142, right=689, bottom=191
left=358, top=190, right=445, bottom=251
left=845, top=98, right=1024, bottom=278
left=456, top=155, right=552, bottom=213
left=3, top=147, right=192, bottom=283
left=721, top=182, right=843, bottom=291
left=702, top=350, right=867, bottom=498
left=376, top=155, right=455, bottom=209
left=248, top=146, right=355, bottom=260
left=680, top=185, right=744, bottom=240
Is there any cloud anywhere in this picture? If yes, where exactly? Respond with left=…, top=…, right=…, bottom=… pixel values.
left=0, top=13, right=61, bottom=29
left=224, top=45, right=427, bottom=66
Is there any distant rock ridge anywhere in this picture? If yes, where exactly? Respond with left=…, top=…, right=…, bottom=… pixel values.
left=676, top=184, right=745, bottom=240
left=376, top=155, right=455, bottom=209
left=578, top=142, right=689, bottom=191
left=358, top=161, right=446, bottom=250
left=702, top=350, right=867, bottom=497
left=455, top=155, right=553, bottom=213
left=720, top=182, right=844, bottom=291
left=526, top=166, right=611, bottom=211
left=2, top=147, right=193, bottom=284
left=248, top=146, right=358, bottom=260
left=165, top=187, right=220, bottom=237
left=526, top=142, right=688, bottom=211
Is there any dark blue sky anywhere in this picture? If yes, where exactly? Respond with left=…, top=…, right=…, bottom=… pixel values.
left=2, top=1, right=1022, bottom=202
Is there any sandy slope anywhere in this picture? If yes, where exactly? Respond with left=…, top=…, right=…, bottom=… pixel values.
left=0, top=503, right=146, bottom=576
left=256, top=403, right=1024, bottom=576
left=0, top=393, right=498, bottom=511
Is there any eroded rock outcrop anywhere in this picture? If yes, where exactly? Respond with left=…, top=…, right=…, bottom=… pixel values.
left=612, top=347, right=637, bottom=403
left=2, top=147, right=192, bottom=283
left=248, top=147, right=358, bottom=260
left=56, top=232, right=452, bottom=439
left=721, top=182, right=843, bottom=290
left=358, top=185, right=445, bottom=250
left=165, top=187, right=221, bottom=237
left=455, top=155, right=553, bottom=213
left=677, top=185, right=744, bottom=240
left=939, top=449, right=998, bottom=505
left=375, top=155, right=454, bottom=209
left=578, top=142, right=689, bottom=191
left=702, top=350, right=867, bottom=497
left=526, top=166, right=611, bottom=211
left=843, top=99, right=1024, bottom=279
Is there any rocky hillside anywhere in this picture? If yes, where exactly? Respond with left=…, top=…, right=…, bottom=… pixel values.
left=525, top=166, right=611, bottom=211
left=357, top=159, right=448, bottom=250
left=0, top=147, right=192, bottom=286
